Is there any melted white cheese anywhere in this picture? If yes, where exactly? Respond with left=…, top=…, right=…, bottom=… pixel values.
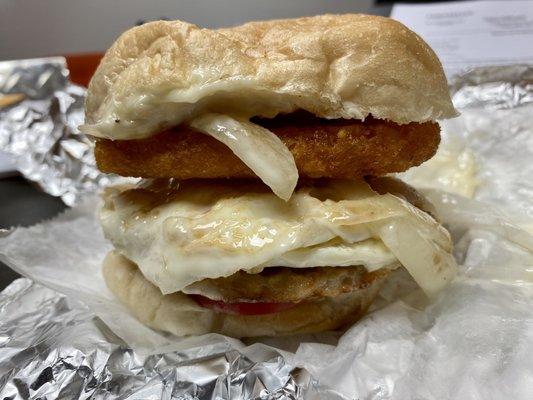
left=100, top=180, right=457, bottom=296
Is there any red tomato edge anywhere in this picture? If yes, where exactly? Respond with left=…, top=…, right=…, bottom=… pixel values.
left=190, top=294, right=298, bottom=315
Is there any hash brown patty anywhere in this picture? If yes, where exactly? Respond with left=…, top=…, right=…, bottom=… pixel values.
left=95, top=115, right=440, bottom=179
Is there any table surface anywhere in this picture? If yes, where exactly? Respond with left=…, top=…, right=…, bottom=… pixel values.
left=0, top=5, right=392, bottom=291
left=0, top=177, right=66, bottom=289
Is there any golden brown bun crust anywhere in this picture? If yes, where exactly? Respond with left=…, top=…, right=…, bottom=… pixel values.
left=103, top=251, right=389, bottom=338
left=95, top=118, right=440, bottom=179
left=85, top=14, right=456, bottom=140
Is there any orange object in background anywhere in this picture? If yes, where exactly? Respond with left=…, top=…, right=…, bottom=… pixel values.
left=65, top=53, right=103, bottom=87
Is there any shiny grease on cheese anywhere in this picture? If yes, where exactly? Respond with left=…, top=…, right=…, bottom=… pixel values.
left=100, top=179, right=457, bottom=296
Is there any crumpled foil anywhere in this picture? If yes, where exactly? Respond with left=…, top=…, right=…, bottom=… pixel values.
left=449, top=64, right=533, bottom=110
left=0, top=278, right=337, bottom=400
left=1, top=64, right=533, bottom=399
left=0, top=58, right=113, bottom=206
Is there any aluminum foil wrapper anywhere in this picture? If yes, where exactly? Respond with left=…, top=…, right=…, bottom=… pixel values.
left=0, top=280, right=338, bottom=399
left=1, top=64, right=533, bottom=399
left=449, top=64, right=533, bottom=110
left=0, top=58, right=113, bottom=206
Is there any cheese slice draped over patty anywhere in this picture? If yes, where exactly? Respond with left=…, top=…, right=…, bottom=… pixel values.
left=100, top=179, right=457, bottom=296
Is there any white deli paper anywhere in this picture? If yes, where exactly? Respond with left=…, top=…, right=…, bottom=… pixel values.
left=2, top=73, right=533, bottom=399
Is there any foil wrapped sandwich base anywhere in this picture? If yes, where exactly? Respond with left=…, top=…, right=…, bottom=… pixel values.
left=1, top=63, right=533, bottom=398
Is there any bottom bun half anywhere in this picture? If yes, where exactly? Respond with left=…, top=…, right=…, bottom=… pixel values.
left=103, top=251, right=390, bottom=338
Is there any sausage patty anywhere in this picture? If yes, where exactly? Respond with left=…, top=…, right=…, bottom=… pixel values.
left=184, top=265, right=393, bottom=303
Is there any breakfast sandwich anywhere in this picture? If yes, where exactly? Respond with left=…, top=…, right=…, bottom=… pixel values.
left=82, top=14, right=458, bottom=337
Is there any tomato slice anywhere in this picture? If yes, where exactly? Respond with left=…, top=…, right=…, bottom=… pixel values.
left=190, top=295, right=298, bottom=315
